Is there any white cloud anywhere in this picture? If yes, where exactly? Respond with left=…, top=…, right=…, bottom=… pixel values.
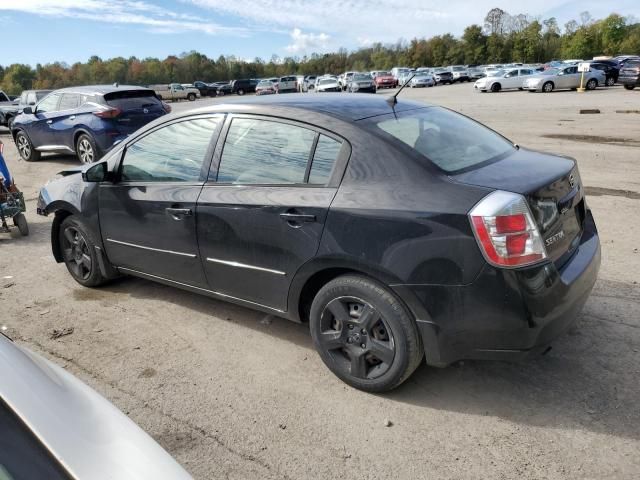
left=285, top=28, right=330, bottom=54
left=0, top=0, right=248, bottom=36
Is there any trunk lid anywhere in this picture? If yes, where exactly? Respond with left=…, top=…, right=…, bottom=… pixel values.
left=103, top=90, right=165, bottom=135
left=451, top=148, right=586, bottom=266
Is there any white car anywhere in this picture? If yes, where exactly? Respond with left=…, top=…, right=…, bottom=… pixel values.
left=474, top=67, right=536, bottom=92
left=315, top=77, right=342, bottom=92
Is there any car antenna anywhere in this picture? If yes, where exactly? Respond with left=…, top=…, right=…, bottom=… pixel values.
left=386, top=72, right=417, bottom=107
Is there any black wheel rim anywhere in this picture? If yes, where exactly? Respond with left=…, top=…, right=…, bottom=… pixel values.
left=62, top=226, right=92, bottom=280
left=318, top=296, right=395, bottom=380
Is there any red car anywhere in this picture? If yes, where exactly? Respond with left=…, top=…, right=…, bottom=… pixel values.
left=374, top=72, right=398, bottom=89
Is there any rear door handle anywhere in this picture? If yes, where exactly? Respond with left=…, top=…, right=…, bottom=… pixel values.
left=166, top=207, right=192, bottom=220
left=69, top=115, right=76, bottom=120
left=46, top=120, right=52, bottom=124
left=279, top=212, right=316, bottom=223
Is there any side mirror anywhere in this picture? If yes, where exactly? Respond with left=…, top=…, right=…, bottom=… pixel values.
left=23, top=106, right=33, bottom=114
left=82, top=162, right=108, bottom=182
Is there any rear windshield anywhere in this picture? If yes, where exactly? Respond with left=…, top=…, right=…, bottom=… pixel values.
left=104, top=90, right=162, bottom=109
left=363, top=107, right=515, bottom=173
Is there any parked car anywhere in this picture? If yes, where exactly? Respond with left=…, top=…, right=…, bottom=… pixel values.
left=523, top=66, right=605, bottom=92
left=37, top=94, right=600, bottom=392
left=0, top=332, right=192, bottom=479
left=474, top=68, right=535, bottom=92
left=0, top=90, right=15, bottom=105
left=213, top=82, right=232, bottom=96
left=256, top=80, right=277, bottom=95
left=231, top=79, right=259, bottom=95
left=432, top=68, right=453, bottom=85
left=467, top=67, right=486, bottom=80
left=390, top=67, right=411, bottom=80
left=409, top=73, right=435, bottom=88
left=278, top=76, right=298, bottom=93
left=153, top=83, right=200, bottom=102
left=373, top=71, right=398, bottom=89
left=619, top=59, right=640, bottom=90
left=339, top=72, right=357, bottom=91
left=303, top=75, right=317, bottom=92
left=315, top=77, right=342, bottom=92
left=449, top=65, right=470, bottom=82
left=12, top=85, right=168, bottom=163
left=0, top=89, right=52, bottom=128
left=345, top=73, right=376, bottom=93
left=587, top=61, right=619, bottom=86
left=192, top=80, right=218, bottom=97
left=397, top=71, right=414, bottom=86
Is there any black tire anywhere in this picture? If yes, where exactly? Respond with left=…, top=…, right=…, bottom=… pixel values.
left=606, top=77, right=615, bottom=87
left=187, top=93, right=196, bottom=101
left=237, top=88, right=245, bottom=96
left=76, top=133, right=99, bottom=164
left=623, top=84, right=636, bottom=90
left=586, top=79, right=597, bottom=90
left=217, top=90, right=225, bottom=96
left=542, top=81, right=554, bottom=93
left=59, top=216, right=109, bottom=287
left=490, top=83, right=501, bottom=92
left=15, top=131, right=41, bottom=162
left=310, top=275, right=424, bottom=392
left=13, top=213, right=28, bottom=236
left=6, top=116, right=14, bottom=130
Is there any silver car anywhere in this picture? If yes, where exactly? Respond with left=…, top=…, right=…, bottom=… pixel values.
left=0, top=333, right=192, bottom=480
left=409, top=73, right=435, bottom=87
left=523, top=65, right=606, bottom=92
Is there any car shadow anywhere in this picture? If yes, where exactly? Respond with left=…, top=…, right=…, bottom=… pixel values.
left=93, top=274, right=640, bottom=441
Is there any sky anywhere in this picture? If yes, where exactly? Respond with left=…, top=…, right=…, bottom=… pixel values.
left=0, top=0, right=638, bottom=66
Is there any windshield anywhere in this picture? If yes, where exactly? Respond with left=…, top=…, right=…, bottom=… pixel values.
left=452, top=67, right=465, bottom=71
left=542, top=68, right=559, bottom=75
left=363, top=107, right=514, bottom=173
left=354, top=75, right=371, bottom=81
left=489, top=69, right=506, bottom=77
left=257, top=81, right=272, bottom=86
left=319, top=79, right=335, bottom=85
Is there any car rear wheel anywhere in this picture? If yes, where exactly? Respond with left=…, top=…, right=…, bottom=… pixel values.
left=490, top=83, right=501, bottom=92
left=187, top=93, right=196, bottom=101
left=237, top=88, right=245, bottom=96
left=76, top=133, right=98, bottom=164
left=606, top=77, right=615, bottom=87
left=59, top=216, right=110, bottom=287
left=15, top=131, right=41, bottom=162
left=13, top=213, right=28, bottom=236
left=542, top=81, right=554, bottom=93
left=586, top=79, right=597, bottom=90
left=310, top=275, right=424, bottom=392
left=623, top=84, right=636, bottom=90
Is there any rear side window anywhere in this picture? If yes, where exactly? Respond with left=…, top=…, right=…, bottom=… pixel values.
left=366, top=107, right=514, bottom=173
left=121, top=117, right=220, bottom=182
left=104, top=90, right=162, bottom=110
left=58, top=94, right=80, bottom=111
left=217, top=118, right=315, bottom=184
left=309, top=135, right=341, bottom=184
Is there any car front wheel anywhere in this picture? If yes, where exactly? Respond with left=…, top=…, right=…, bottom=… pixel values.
left=543, top=81, right=554, bottom=93
left=310, top=275, right=424, bottom=392
left=15, top=131, right=41, bottom=162
left=586, top=79, right=597, bottom=90
left=59, top=216, right=110, bottom=287
left=187, top=93, right=196, bottom=101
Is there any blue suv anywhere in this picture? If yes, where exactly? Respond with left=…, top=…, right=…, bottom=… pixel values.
left=12, top=85, right=169, bottom=163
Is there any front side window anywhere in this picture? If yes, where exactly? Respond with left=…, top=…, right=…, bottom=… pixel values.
left=217, top=118, right=315, bottom=184
left=36, top=94, right=60, bottom=113
left=121, top=117, right=220, bottom=182
left=365, top=107, right=514, bottom=173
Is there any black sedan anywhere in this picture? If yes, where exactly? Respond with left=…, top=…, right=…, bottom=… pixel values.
left=37, top=95, right=600, bottom=392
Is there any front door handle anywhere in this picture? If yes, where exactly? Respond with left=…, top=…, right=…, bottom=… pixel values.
left=165, top=207, right=192, bottom=220
left=69, top=115, right=76, bottom=120
left=279, top=212, right=316, bottom=226
left=46, top=120, right=53, bottom=124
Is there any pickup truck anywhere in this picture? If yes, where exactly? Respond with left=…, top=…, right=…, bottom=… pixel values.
left=0, top=89, right=52, bottom=128
left=152, top=83, right=200, bottom=102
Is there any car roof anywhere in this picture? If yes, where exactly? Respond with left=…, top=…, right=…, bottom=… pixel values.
left=188, top=94, right=431, bottom=121
left=52, top=84, right=152, bottom=95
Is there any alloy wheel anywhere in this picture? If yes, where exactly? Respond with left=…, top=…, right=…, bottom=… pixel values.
left=317, top=296, right=396, bottom=380
left=17, top=134, right=31, bottom=159
left=78, top=138, right=94, bottom=163
left=606, top=77, right=615, bottom=87
left=62, top=226, right=92, bottom=280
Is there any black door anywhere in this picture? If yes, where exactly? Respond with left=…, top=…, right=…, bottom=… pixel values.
left=197, top=116, right=348, bottom=311
left=99, top=115, right=224, bottom=286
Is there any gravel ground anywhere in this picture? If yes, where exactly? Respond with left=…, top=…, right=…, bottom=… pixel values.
left=1, top=83, right=639, bottom=479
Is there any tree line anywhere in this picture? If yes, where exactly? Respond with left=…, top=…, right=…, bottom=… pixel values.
left=1, top=8, right=638, bottom=95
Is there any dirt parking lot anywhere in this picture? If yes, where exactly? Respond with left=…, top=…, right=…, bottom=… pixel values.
left=1, top=83, right=639, bottom=479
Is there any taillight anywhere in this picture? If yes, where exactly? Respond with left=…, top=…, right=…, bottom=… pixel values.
left=162, top=102, right=172, bottom=113
left=469, top=191, right=547, bottom=268
left=93, top=107, right=121, bottom=119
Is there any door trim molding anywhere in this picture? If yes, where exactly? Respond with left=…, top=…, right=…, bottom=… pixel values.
left=206, top=257, right=286, bottom=276
left=106, top=238, right=197, bottom=258
left=117, top=267, right=285, bottom=313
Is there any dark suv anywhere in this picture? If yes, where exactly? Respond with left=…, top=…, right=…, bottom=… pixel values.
left=230, top=79, right=259, bottom=95
left=619, top=60, right=640, bottom=90
left=37, top=94, right=600, bottom=392
left=12, top=85, right=168, bottom=163
left=589, top=60, right=619, bottom=86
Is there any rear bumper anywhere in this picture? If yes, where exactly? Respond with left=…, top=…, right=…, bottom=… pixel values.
left=393, top=209, right=601, bottom=367
left=619, top=75, right=640, bottom=86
